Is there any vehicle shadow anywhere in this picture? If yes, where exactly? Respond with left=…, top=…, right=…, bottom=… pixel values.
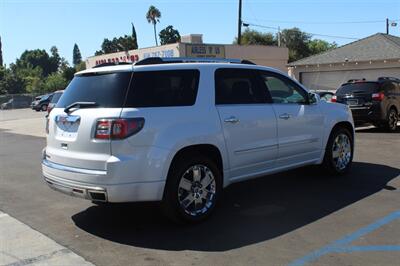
left=72, top=162, right=399, bottom=251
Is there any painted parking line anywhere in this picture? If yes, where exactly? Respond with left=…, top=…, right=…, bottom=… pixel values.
left=288, top=210, right=400, bottom=266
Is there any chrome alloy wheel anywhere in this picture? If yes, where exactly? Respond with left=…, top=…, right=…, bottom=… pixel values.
left=388, top=110, right=398, bottom=130
left=332, top=133, right=352, bottom=170
left=178, top=165, right=216, bottom=217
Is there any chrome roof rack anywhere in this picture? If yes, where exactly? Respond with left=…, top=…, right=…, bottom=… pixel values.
left=378, top=76, right=400, bottom=82
left=93, top=62, right=132, bottom=68
left=135, top=57, right=256, bottom=66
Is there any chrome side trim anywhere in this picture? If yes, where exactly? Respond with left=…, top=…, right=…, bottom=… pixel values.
left=279, top=138, right=319, bottom=148
left=42, top=159, right=107, bottom=176
left=235, top=144, right=278, bottom=154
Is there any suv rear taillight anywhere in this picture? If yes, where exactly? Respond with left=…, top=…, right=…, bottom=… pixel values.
left=95, top=118, right=145, bottom=140
left=331, top=95, right=337, bottom=102
left=372, top=92, right=385, bottom=101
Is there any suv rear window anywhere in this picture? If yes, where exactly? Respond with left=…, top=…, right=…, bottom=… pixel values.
left=56, top=72, right=132, bottom=108
left=337, top=82, right=379, bottom=95
left=124, top=70, right=200, bottom=107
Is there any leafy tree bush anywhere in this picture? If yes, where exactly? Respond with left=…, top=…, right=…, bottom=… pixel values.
left=159, top=25, right=181, bottom=45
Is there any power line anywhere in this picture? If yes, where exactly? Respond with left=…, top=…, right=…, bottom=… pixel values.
left=244, top=22, right=360, bottom=40
left=243, top=18, right=400, bottom=25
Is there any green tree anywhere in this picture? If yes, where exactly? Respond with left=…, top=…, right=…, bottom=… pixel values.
left=234, top=29, right=277, bottom=45
left=146, top=5, right=161, bottom=46
left=50, top=46, right=61, bottom=71
left=15, top=49, right=58, bottom=77
left=0, top=36, right=3, bottom=66
left=280, top=28, right=312, bottom=62
left=132, top=23, right=138, bottom=49
left=75, top=61, right=86, bottom=72
left=159, top=25, right=181, bottom=45
left=95, top=35, right=138, bottom=55
left=59, top=59, right=75, bottom=82
left=308, top=39, right=337, bottom=56
left=0, top=66, right=25, bottom=94
left=16, top=66, right=44, bottom=93
left=73, top=44, right=82, bottom=66
left=43, top=73, right=67, bottom=93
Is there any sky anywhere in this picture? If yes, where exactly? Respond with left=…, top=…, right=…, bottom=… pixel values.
left=1, top=0, right=399, bottom=66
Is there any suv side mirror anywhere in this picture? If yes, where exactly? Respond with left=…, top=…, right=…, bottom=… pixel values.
left=308, top=92, right=319, bottom=104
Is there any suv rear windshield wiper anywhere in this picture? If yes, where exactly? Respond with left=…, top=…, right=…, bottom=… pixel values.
left=64, top=102, right=98, bottom=114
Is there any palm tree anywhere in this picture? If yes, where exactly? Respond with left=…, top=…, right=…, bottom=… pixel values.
left=146, top=5, right=161, bottom=46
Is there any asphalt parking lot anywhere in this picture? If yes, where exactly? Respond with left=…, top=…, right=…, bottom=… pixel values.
left=0, top=109, right=399, bottom=266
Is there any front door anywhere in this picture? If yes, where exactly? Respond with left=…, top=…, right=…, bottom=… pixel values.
left=260, top=71, right=324, bottom=167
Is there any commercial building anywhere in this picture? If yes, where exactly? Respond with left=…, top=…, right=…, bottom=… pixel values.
left=288, top=33, right=400, bottom=91
left=85, top=34, right=289, bottom=71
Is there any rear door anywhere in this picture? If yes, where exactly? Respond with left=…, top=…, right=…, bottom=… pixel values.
left=46, top=71, right=132, bottom=170
left=261, top=71, right=324, bottom=166
left=215, top=68, right=278, bottom=180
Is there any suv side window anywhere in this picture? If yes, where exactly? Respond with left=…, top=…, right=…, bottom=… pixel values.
left=125, top=70, right=200, bottom=107
left=215, top=68, right=269, bottom=105
left=260, top=72, right=308, bottom=104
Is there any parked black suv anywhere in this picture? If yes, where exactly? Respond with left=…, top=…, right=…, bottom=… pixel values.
left=31, top=93, right=53, bottom=111
left=333, top=77, right=399, bottom=131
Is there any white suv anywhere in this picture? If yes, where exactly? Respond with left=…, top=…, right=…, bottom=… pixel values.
left=42, top=58, right=354, bottom=223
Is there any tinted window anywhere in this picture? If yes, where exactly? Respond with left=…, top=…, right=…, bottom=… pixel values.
left=125, top=70, right=199, bottom=107
left=215, top=68, right=268, bottom=104
left=337, top=83, right=379, bottom=95
left=261, top=72, right=308, bottom=104
left=50, top=92, right=63, bottom=103
left=56, top=72, right=132, bottom=108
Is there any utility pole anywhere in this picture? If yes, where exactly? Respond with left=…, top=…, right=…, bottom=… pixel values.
left=238, top=0, right=242, bottom=45
left=277, top=26, right=281, bottom=47
left=386, top=18, right=389, bottom=34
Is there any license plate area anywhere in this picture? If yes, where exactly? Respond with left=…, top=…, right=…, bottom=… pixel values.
left=346, top=99, right=359, bottom=106
left=55, top=114, right=80, bottom=140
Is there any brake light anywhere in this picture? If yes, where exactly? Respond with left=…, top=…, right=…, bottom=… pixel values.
left=94, top=118, right=144, bottom=140
left=372, top=92, right=385, bottom=101
left=331, top=95, right=337, bottom=102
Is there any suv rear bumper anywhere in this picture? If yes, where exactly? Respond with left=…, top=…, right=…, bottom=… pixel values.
left=350, top=106, right=384, bottom=124
left=42, top=159, right=165, bottom=202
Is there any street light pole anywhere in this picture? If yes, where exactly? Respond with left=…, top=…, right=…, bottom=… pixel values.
left=238, top=0, right=242, bottom=45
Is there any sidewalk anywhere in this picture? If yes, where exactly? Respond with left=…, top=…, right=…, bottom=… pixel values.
left=0, top=211, right=93, bottom=266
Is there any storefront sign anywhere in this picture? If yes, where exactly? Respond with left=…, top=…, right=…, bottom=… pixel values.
left=185, top=44, right=225, bottom=58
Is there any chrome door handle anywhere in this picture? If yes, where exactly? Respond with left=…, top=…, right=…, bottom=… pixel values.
left=224, top=116, right=240, bottom=124
left=279, top=113, right=291, bottom=120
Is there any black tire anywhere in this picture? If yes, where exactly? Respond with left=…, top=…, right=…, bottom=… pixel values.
left=41, top=104, right=48, bottom=112
left=162, top=154, right=222, bottom=223
left=385, top=108, right=398, bottom=132
left=322, top=127, right=354, bottom=175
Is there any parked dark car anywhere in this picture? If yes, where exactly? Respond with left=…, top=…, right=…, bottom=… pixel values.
left=1, top=97, right=32, bottom=110
left=47, top=90, right=63, bottom=114
left=31, top=93, right=53, bottom=111
left=333, top=77, right=400, bottom=131
left=316, top=91, right=334, bottom=102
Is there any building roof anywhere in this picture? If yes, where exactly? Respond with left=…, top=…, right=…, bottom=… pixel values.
left=288, top=33, right=400, bottom=66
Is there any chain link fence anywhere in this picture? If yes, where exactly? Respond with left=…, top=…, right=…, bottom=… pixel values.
left=0, top=93, right=42, bottom=110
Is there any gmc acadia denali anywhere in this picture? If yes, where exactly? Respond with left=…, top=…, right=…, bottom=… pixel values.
left=42, top=58, right=355, bottom=223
